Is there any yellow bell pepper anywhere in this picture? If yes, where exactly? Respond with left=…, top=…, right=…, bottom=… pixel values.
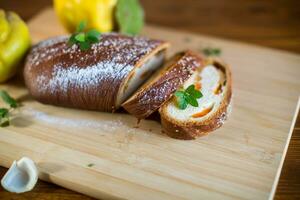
left=53, top=0, right=117, bottom=33
left=0, top=10, right=30, bottom=83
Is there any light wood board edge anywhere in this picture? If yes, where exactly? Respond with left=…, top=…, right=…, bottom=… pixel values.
left=269, top=97, right=300, bottom=200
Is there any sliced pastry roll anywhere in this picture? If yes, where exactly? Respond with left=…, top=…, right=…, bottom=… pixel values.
left=159, top=58, right=232, bottom=140
left=122, top=51, right=203, bottom=119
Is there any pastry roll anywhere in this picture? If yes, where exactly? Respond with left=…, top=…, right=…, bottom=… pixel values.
left=24, top=33, right=169, bottom=112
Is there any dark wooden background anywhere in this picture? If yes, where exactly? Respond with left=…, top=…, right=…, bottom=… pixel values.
left=0, top=0, right=299, bottom=199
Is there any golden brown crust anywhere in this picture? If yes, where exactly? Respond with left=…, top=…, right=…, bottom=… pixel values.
left=122, top=51, right=203, bottom=119
left=159, top=58, right=232, bottom=140
left=24, top=34, right=169, bottom=112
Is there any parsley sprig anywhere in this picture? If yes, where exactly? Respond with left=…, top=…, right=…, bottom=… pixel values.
left=68, top=21, right=101, bottom=51
left=0, top=90, right=19, bottom=127
left=174, top=85, right=203, bottom=110
left=202, top=47, right=221, bottom=56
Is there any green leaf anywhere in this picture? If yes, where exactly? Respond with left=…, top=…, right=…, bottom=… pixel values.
left=185, top=84, right=203, bottom=98
left=68, top=34, right=77, bottom=46
left=116, top=0, right=144, bottom=35
left=185, top=94, right=199, bottom=107
left=0, top=90, right=17, bottom=108
left=86, top=29, right=101, bottom=43
left=174, top=91, right=185, bottom=98
left=174, top=84, right=203, bottom=110
left=174, top=91, right=187, bottom=110
left=0, top=108, right=9, bottom=118
left=0, top=119, right=9, bottom=127
left=213, top=48, right=221, bottom=55
left=79, top=41, right=91, bottom=51
left=185, top=85, right=203, bottom=99
left=177, top=96, right=188, bottom=110
left=174, top=91, right=188, bottom=110
left=76, top=21, right=87, bottom=33
left=75, top=33, right=86, bottom=42
left=68, top=22, right=101, bottom=51
left=202, top=47, right=221, bottom=56
left=87, top=163, right=94, bottom=167
left=86, top=36, right=99, bottom=43
left=193, top=90, right=203, bottom=98
left=0, top=91, right=19, bottom=127
left=0, top=107, right=10, bottom=127
left=186, top=85, right=195, bottom=94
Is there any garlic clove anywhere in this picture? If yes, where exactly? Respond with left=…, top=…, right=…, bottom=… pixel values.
left=1, top=157, right=38, bottom=193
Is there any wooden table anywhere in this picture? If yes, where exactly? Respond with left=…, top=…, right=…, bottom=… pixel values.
left=0, top=0, right=299, bottom=199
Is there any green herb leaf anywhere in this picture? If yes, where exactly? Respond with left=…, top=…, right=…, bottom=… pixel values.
left=175, top=91, right=188, bottom=110
left=174, top=84, right=203, bottom=110
left=178, top=99, right=188, bottom=110
left=86, top=29, right=101, bottom=42
left=185, top=85, right=203, bottom=103
left=0, top=91, right=21, bottom=127
left=202, top=47, right=222, bottom=56
left=0, top=90, right=18, bottom=108
left=186, top=85, right=196, bottom=95
left=79, top=41, right=91, bottom=51
left=174, top=91, right=185, bottom=98
left=116, top=0, right=144, bottom=35
left=75, top=33, right=86, bottom=42
left=0, top=108, right=9, bottom=118
left=76, top=21, right=87, bottom=32
left=185, top=94, right=199, bottom=107
left=68, top=34, right=77, bottom=46
left=186, top=85, right=203, bottom=98
left=68, top=21, right=101, bottom=51
left=87, top=163, right=94, bottom=167
left=193, top=90, right=203, bottom=98
left=0, top=119, right=10, bottom=127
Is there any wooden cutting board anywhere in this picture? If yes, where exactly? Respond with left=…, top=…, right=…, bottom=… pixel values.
left=1, top=8, right=300, bottom=200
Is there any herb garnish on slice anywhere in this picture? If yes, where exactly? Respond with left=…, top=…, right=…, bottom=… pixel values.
left=116, top=0, right=144, bottom=35
left=202, top=47, right=221, bottom=56
left=0, top=90, right=19, bottom=127
left=174, top=84, right=203, bottom=110
left=68, top=21, right=101, bottom=51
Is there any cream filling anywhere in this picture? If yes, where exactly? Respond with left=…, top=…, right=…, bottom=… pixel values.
left=117, top=52, right=165, bottom=106
left=166, top=65, right=225, bottom=121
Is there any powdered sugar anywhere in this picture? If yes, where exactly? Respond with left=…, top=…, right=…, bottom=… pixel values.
left=22, top=108, right=132, bottom=134
left=178, top=54, right=201, bottom=69
left=28, top=36, right=69, bottom=68
left=37, top=61, right=131, bottom=95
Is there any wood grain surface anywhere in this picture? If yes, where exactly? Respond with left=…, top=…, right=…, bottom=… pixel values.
left=0, top=0, right=299, bottom=199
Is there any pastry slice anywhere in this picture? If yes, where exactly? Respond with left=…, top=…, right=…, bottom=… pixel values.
left=122, top=51, right=203, bottom=119
left=159, top=58, right=232, bottom=140
left=24, top=33, right=169, bottom=112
